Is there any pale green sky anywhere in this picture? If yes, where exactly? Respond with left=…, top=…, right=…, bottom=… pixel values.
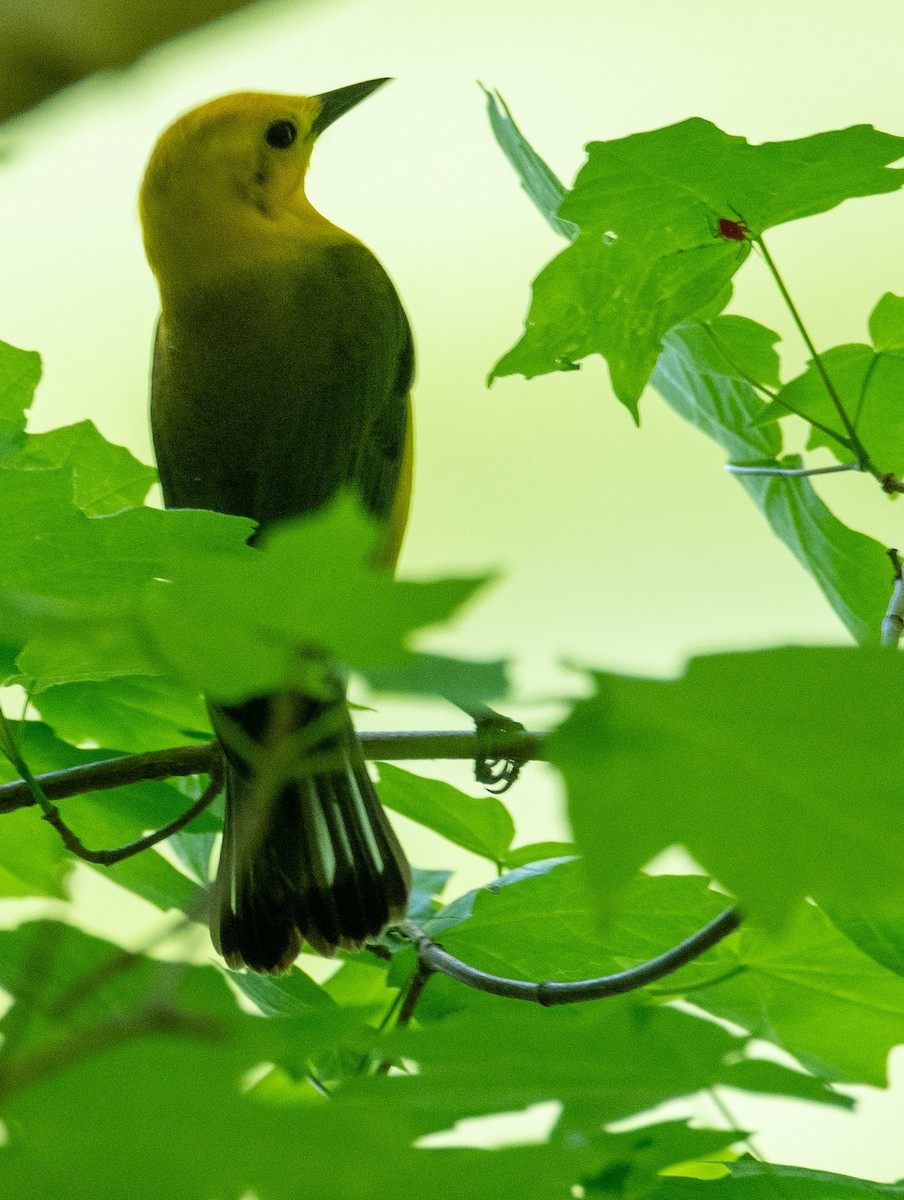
left=3, top=0, right=904, bottom=1174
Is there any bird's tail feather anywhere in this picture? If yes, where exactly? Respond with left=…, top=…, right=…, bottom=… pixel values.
left=209, top=693, right=410, bottom=973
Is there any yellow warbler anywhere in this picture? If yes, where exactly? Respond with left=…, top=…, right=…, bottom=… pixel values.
left=140, top=80, right=412, bottom=973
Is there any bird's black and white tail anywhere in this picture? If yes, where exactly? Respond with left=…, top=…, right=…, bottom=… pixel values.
left=209, top=691, right=410, bottom=973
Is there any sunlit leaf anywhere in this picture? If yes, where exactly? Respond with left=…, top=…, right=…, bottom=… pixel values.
left=550, top=646, right=904, bottom=926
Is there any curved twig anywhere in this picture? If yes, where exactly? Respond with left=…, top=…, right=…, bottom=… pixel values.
left=399, top=907, right=743, bottom=1006
left=41, top=772, right=222, bottom=865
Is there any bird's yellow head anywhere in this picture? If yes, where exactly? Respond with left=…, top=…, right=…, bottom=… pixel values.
left=140, top=80, right=390, bottom=284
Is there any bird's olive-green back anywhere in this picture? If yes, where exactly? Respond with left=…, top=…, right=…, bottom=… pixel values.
left=151, top=238, right=413, bottom=532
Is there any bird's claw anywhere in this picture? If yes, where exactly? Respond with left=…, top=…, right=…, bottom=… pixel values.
left=473, top=711, right=528, bottom=794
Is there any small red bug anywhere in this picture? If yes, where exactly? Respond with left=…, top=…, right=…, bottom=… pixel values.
left=709, top=206, right=752, bottom=244
left=715, top=216, right=749, bottom=241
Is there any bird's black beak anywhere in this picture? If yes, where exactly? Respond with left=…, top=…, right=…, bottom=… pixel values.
left=312, top=78, right=392, bottom=136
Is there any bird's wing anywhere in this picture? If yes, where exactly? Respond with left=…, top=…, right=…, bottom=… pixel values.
left=151, top=237, right=414, bottom=536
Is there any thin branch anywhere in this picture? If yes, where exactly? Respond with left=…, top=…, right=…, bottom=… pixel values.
left=399, top=907, right=742, bottom=1005
left=725, top=462, right=862, bottom=478
left=40, top=772, right=222, bottom=865
left=882, top=548, right=904, bottom=648
left=373, top=962, right=435, bottom=1076
left=0, top=730, right=547, bottom=816
left=0, top=743, right=219, bottom=813
left=882, top=473, right=904, bottom=495
left=396, top=961, right=435, bottom=1027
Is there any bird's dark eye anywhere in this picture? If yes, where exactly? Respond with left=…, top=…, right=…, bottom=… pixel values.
left=265, top=120, right=297, bottom=149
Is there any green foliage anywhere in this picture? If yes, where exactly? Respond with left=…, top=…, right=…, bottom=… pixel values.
left=758, top=307, right=904, bottom=474
left=549, top=646, right=904, bottom=926
left=662, top=1160, right=904, bottom=1199
left=667, top=901, right=904, bottom=1087
left=488, top=113, right=904, bottom=412
left=8, top=419, right=158, bottom=514
left=0, top=338, right=39, bottom=457
left=4, top=99, right=904, bottom=1199
left=377, top=761, right=515, bottom=864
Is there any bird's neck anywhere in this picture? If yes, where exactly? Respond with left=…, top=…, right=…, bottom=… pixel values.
left=146, top=185, right=352, bottom=304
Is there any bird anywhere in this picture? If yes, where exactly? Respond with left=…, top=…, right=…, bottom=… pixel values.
left=139, top=80, right=413, bottom=973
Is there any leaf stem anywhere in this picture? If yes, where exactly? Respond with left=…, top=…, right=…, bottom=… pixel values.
left=701, top=323, right=855, bottom=451
left=725, top=462, right=861, bottom=479
left=755, top=235, right=875, bottom=471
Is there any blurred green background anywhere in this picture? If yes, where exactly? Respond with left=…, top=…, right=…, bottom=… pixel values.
left=2, top=0, right=904, bottom=1175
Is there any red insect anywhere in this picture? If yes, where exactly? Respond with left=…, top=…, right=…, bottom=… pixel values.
left=715, top=216, right=749, bottom=241
left=710, top=207, right=752, bottom=243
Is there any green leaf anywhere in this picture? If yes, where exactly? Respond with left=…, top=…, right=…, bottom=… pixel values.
left=654, top=328, right=890, bottom=645
left=764, top=343, right=904, bottom=474
left=436, top=862, right=726, bottom=982
left=576, top=1122, right=743, bottom=1196
left=480, top=85, right=578, bottom=239
left=404, top=866, right=453, bottom=923
left=360, top=652, right=508, bottom=701
left=140, top=496, right=495, bottom=703
left=662, top=1157, right=904, bottom=1199
left=0, top=921, right=850, bottom=1200
left=493, top=117, right=904, bottom=409
left=380, top=997, right=765, bottom=1128
left=0, top=808, right=69, bottom=898
left=101, top=847, right=200, bottom=912
left=821, top=900, right=904, bottom=979
left=491, top=232, right=744, bottom=416
left=411, top=867, right=860, bottom=1088
left=419, top=864, right=872, bottom=1109
left=0, top=468, right=496, bottom=703
left=502, top=840, right=576, bottom=868
left=31, top=675, right=211, bottom=752
left=0, top=925, right=416, bottom=1200
left=561, top=120, right=904, bottom=242
left=228, top=963, right=338, bottom=1018
left=166, top=826, right=217, bottom=885
left=653, top=322, right=783, bottom=461
left=0, top=1042, right=402, bottom=1200
left=665, top=901, right=904, bottom=1087
left=716, top=1059, right=853, bottom=1111
left=0, top=339, right=39, bottom=460
left=421, top=855, right=574, bottom=939
left=376, top=762, right=515, bottom=863
left=550, top=646, right=904, bottom=927
left=1, top=479, right=253, bottom=688
left=0, top=721, right=101, bottom=898
left=869, top=292, right=904, bottom=355
left=14, top=609, right=163, bottom=691
left=734, top=455, right=890, bottom=646
left=0, top=719, right=214, bottom=910
left=0, top=468, right=251, bottom=605
left=8, top=420, right=157, bottom=514
left=696, top=315, right=782, bottom=390
left=0, top=922, right=153, bottom=1041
